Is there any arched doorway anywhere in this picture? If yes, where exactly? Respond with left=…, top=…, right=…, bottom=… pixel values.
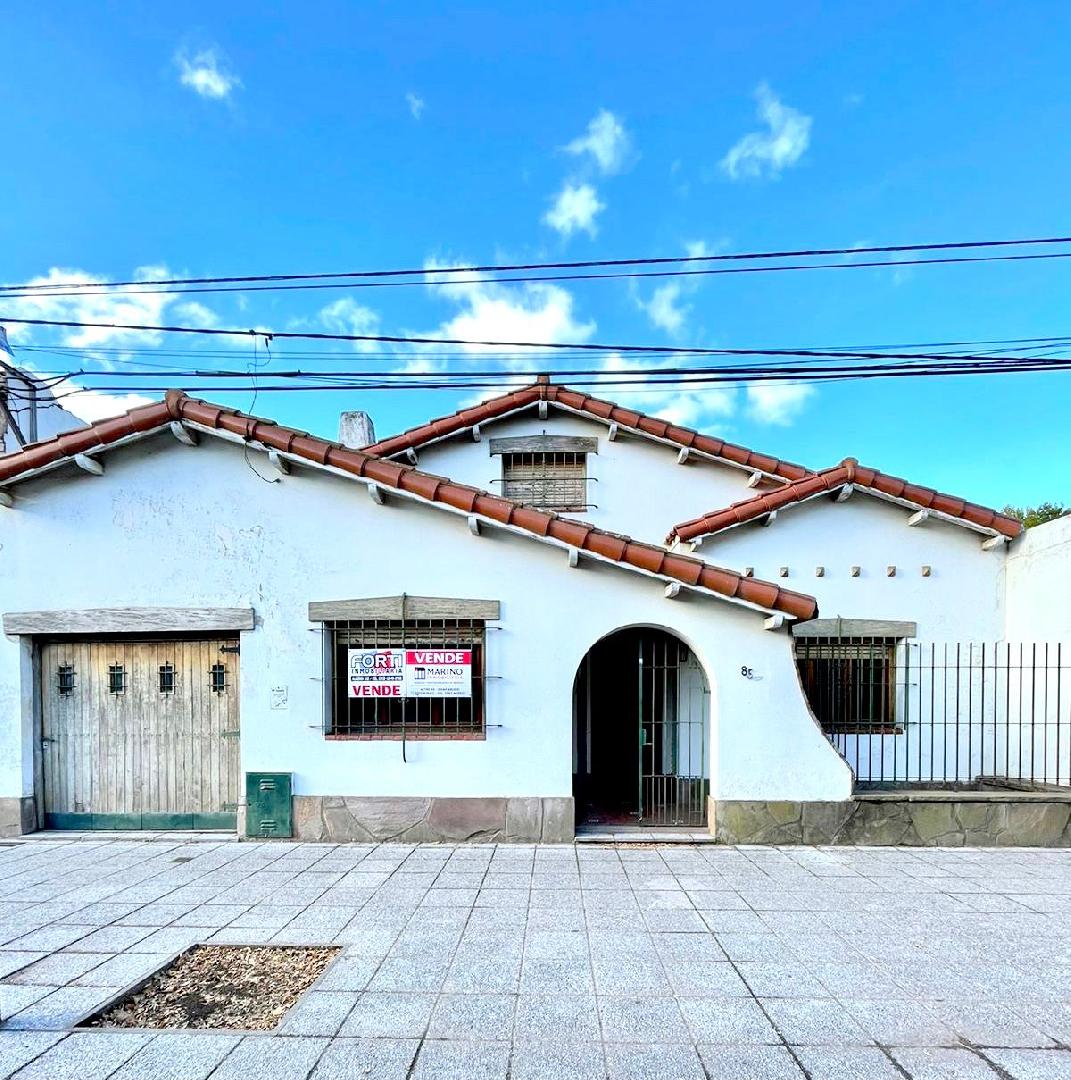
left=572, top=627, right=710, bottom=827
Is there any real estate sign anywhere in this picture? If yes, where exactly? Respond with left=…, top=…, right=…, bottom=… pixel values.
left=348, top=649, right=405, bottom=697
left=346, top=648, right=472, bottom=698
left=404, top=649, right=472, bottom=698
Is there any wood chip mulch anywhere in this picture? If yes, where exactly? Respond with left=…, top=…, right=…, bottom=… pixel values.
left=85, top=944, right=340, bottom=1031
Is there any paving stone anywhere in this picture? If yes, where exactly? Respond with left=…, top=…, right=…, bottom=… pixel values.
left=64, top=926, right=153, bottom=953
left=338, top=992, right=435, bottom=1038
left=509, top=1039, right=605, bottom=1080
left=931, top=1001, right=1055, bottom=1048
left=762, top=998, right=874, bottom=1046
left=844, top=1000, right=956, bottom=1046
left=206, top=1035, right=328, bottom=1080
left=0, top=985, right=53, bottom=1017
left=0, top=1032, right=65, bottom=1078
left=7, top=951, right=104, bottom=986
left=598, top=995, right=690, bottom=1043
left=514, top=993, right=601, bottom=1042
left=4, top=986, right=114, bottom=1030
left=368, top=956, right=449, bottom=993
left=737, top=962, right=833, bottom=998
left=126, top=927, right=207, bottom=954
left=697, top=1044, right=805, bottom=1079
left=308, top=1037, right=420, bottom=1079
left=0, top=955, right=46, bottom=981
left=592, top=957, right=671, bottom=995
left=665, top=959, right=751, bottom=997
left=982, top=1048, right=1071, bottom=1079
left=299, top=955, right=373, bottom=993
left=277, top=990, right=358, bottom=1036
left=411, top=1039, right=510, bottom=1080
left=604, top=1042, right=707, bottom=1080
left=519, top=957, right=595, bottom=993
left=428, top=993, right=517, bottom=1041
left=11, top=1031, right=152, bottom=1080
left=792, top=1045, right=905, bottom=1079
left=890, top=1046, right=1006, bottom=1079
left=108, top=1032, right=241, bottom=1080
left=71, top=952, right=169, bottom=989
left=679, top=996, right=781, bottom=1044
left=6, top=926, right=92, bottom=953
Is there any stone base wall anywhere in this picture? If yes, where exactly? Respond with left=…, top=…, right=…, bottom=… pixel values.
left=0, top=797, right=36, bottom=837
left=711, top=793, right=1071, bottom=847
left=292, top=796, right=575, bottom=843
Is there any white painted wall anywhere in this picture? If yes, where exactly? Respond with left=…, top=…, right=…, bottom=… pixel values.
left=698, top=493, right=1008, bottom=642
left=411, top=405, right=773, bottom=547
left=0, top=432, right=852, bottom=808
left=1003, top=515, right=1071, bottom=642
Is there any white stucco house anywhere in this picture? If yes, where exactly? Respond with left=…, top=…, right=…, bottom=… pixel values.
left=0, top=377, right=1066, bottom=844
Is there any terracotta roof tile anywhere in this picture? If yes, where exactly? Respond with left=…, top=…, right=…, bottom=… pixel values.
left=668, top=458, right=1023, bottom=544
left=0, top=390, right=819, bottom=621
left=363, top=380, right=813, bottom=483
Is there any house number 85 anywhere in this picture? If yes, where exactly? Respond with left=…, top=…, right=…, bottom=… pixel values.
left=741, top=666, right=754, bottom=679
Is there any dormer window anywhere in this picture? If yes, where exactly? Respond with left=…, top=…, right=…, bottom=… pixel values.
left=491, top=435, right=596, bottom=512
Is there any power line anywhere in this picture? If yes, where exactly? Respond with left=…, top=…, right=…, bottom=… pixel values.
left=9, top=314, right=1071, bottom=361
left=7, top=249, right=1071, bottom=300
left=4, top=234, right=1071, bottom=298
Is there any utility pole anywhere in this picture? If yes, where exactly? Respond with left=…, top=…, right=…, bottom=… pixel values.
left=0, top=326, right=35, bottom=449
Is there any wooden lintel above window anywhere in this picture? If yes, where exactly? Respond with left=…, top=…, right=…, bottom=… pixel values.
left=308, top=595, right=500, bottom=622
left=488, top=435, right=598, bottom=456
left=791, top=618, right=917, bottom=639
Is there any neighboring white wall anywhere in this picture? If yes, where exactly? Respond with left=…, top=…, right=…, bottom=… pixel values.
left=699, top=493, right=1008, bottom=641
left=0, top=433, right=851, bottom=808
left=1, top=372, right=85, bottom=454
left=1003, top=515, right=1071, bottom=642
left=411, top=406, right=774, bottom=548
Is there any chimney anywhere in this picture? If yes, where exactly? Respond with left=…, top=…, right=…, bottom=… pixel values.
left=338, top=410, right=376, bottom=449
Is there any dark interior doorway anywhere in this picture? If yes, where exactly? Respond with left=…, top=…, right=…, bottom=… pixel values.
left=572, top=627, right=709, bottom=827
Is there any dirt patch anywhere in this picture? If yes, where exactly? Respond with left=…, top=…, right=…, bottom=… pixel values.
left=85, top=944, right=340, bottom=1031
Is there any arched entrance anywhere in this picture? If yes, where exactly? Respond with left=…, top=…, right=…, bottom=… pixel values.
left=572, top=627, right=710, bottom=827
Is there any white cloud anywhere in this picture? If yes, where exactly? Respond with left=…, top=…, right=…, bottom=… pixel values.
left=746, top=381, right=815, bottom=424
left=406, top=92, right=426, bottom=119
left=596, top=354, right=736, bottom=429
left=318, top=297, right=381, bottom=351
left=543, top=182, right=604, bottom=238
left=175, top=47, right=241, bottom=101
left=721, top=83, right=811, bottom=180
left=564, top=109, right=630, bottom=174
left=53, top=384, right=157, bottom=424
left=633, top=239, right=726, bottom=336
left=4, top=265, right=211, bottom=350
left=638, top=284, right=688, bottom=335
left=173, top=301, right=219, bottom=328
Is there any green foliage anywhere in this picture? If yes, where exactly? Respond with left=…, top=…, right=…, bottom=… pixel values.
left=1002, top=502, right=1069, bottom=528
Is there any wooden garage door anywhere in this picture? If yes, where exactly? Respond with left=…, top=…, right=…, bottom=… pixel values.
left=40, top=638, right=240, bottom=830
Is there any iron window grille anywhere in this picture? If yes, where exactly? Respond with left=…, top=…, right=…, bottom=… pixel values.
left=209, top=663, right=227, bottom=694
left=795, top=636, right=900, bottom=735
left=159, top=663, right=176, bottom=695
left=56, top=664, right=75, bottom=696
left=500, top=451, right=589, bottom=511
left=107, top=664, right=126, bottom=695
left=326, top=618, right=485, bottom=738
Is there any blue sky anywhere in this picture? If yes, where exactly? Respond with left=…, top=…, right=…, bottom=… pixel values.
left=2, top=1, right=1070, bottom=508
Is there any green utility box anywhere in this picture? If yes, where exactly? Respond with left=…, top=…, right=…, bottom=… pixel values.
left=245, top=772, right=293, bottom=838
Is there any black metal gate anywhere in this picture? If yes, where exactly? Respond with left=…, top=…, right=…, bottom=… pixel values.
left=574, top=628, right=709, bottom=827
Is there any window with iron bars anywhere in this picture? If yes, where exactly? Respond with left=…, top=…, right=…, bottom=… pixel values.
left=501, top=451, right=588, bottom=511
left=326, top=619, right=485, bottom=738
left=795, top=636, right=901, bottom=735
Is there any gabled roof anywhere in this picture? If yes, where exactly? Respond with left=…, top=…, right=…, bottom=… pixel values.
left=363, top=377, right=813, bottom=484
left=0, top=390, right=820, bottom=621
left=667, top=458, right=1024, bottom=545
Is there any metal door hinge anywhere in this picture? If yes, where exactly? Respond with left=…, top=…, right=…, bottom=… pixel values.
left=220, top=645, right=240, bottom=654
left=221, top=730, right=240, bottom=738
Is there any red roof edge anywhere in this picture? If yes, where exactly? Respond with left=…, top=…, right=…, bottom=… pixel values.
left=0, top=391, right=819, bottom=621
left=667, top=458, right=1023, bottom=544
left=362, top=380, right=813, bottom=483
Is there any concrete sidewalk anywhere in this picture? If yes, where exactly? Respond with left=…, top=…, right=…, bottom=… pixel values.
left=0, top=837, right=1069, bottom=1079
